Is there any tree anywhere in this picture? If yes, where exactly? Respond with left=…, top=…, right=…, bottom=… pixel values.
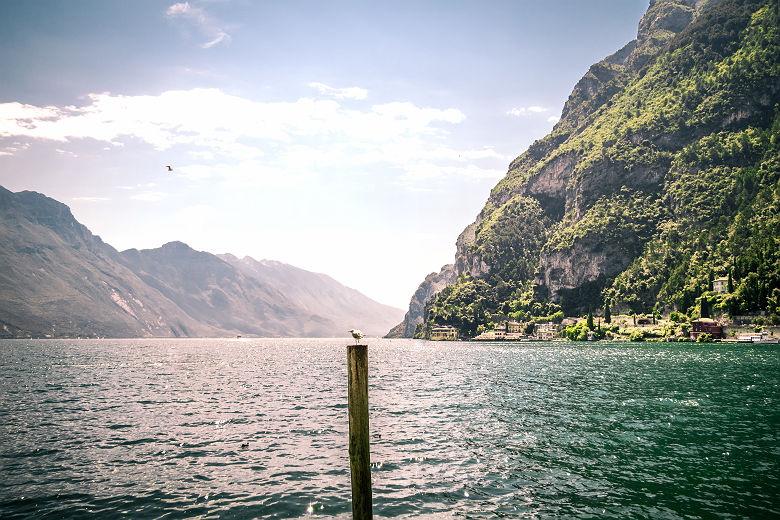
left=604, top=302, right=612, bottom=324
left=586, top=312, right=594, bottom=330
left=725, top=293, right=740, bottom=317
left=700, top=297, right=710, bottom=318
left=727, top=269, right=734, bottom=293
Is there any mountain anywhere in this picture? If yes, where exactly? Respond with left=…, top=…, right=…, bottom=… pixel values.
left=0, top=186, right=403, bottom=338
left=0, top=186, right=209, bottom=338
left=385, top=264, right=455, bottom=338
left=118, top=242, right=315, bottom=337
left=219, top=254, right=406, bottom=337
left=402, top=0, right=779, bottom=338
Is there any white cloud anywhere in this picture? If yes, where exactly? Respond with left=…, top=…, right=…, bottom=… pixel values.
left=0, top=102, right=60, bottom=122
left=202, top=31, right=229, bottom=49
left=459, top=164, right=506, bottom=180
left=118, top=182, right=157, bottom=190
left=450, top=146, right=510, bottom=162
left=0, top=140, right=31, bottom=156
left=547, top=115, right=560, bottom=124
left=219, top=160, right=315, bottom=187
left=0, top=89, right=465, bottom=152
left=175, top=164, right=213, bottom=181
left=0, top=88, right=501, bottom=190
left=130, top=191, right=167, bottom=202
left=166, top=2, right=192, bottom=17
left=166, top=1, right=232, bottom=48
left=72, top=196, right=110, bottom=202
left=373, top=102, right=465, bottom=125
left=507, top=105, right=549, bottom=117
left=309, top=82, right=368, bottom=100
left=398, top=161, right=504, bottom=187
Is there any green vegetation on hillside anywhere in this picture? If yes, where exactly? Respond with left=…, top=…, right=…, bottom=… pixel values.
left=417, top=0, right=779, bottom=339
left=472, top=196, right=552, bottom=281
left=545, top=187, right=662, bottom=254
left=414, top=275, right=562, bottom=339
left=606, top=119, right=780, bottom=316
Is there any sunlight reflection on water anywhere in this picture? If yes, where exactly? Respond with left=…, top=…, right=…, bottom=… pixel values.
left=0, top=338, right=777, bottom=519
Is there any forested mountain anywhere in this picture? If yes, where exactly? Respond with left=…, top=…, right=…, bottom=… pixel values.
left=0, top=186, right=403, bottom=338
left=402, top=0, right=779, bottom=338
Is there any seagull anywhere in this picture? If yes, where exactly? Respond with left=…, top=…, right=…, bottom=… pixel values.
left=166, top=165, right=173, bottom=171
left=349, top=329, right=365, bottom=344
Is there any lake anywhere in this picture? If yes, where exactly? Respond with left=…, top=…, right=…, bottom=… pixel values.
left=0, top=339, right=777, bottom=519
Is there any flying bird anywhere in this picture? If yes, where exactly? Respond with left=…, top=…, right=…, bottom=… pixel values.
left=166, top=165, right=173, bottom=171
left=349, top=329, right=365, bottom=344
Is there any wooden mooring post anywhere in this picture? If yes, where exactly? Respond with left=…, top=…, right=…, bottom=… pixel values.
left=347, top=344, right=372, bottom=519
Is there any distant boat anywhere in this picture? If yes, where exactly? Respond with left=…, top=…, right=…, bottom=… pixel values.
left=737, top=332, right=779, bottom=344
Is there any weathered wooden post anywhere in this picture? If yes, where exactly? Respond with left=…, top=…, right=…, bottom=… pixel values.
left=347, top=343, right=372, bottom=519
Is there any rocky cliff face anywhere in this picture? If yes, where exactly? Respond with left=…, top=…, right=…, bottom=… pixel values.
left=461, top=0, right=776, bottom=306
left=402, top=0, right=779, bottom=331
left=0, top=186, right=209, bottom=337
left=385, top=264, right=456, bottom=338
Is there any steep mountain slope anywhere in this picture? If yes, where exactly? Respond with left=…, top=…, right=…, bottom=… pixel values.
left=220, top=255, right=404, bottom=337
left=385, top=264, right=456, bottom=338
left=0, top=186, right=215, bottom=337
left=118, top=243, right=314, bottom=337
left=0, top=186, right=403, bottom=338
left=410, top=0, right=779, bottom=337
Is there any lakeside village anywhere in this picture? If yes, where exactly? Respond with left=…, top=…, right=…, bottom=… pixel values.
left=428, top=277, right=779, bottom=344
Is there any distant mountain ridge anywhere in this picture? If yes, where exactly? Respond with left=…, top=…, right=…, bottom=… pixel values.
left=0, top=186, right=403, bottom=338
left=219, top=254, right=402, bottom=336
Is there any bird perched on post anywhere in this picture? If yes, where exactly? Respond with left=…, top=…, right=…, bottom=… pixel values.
left=349, top=329, right=365, bottom=344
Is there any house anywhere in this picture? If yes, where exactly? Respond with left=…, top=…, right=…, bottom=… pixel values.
left=536, top=322, right=559, bottom=341
left=473, top=330, right=496, bottom=340
left=493, top=323, right=506, bottom=339
left=506, top=321, right=523, bottom=334
left=473, top=321, right=528, bottom=341
left=430, top=325, right=459, bottom=341
left=713, top=276, right=729, bottom=294
left=690, top=318, right=724, bottom=339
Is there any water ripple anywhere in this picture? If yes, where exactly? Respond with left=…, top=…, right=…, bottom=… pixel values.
left=0, top=339, right=777, bottom=519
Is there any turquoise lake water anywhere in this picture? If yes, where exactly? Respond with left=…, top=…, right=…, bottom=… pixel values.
left=0, top=339, right=777, bottom=519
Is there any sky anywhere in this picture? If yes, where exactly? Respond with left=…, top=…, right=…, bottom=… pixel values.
left=0, top=0, right=648, bottom=309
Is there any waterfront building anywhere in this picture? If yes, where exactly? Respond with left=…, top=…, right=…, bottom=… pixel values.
left=506, top=321, right=523, bottom=334
left=536, top=322, right=559, bottom=341
left=431, top=325, right=459, bottom=341
left=690, top=318, right=724, bottom=339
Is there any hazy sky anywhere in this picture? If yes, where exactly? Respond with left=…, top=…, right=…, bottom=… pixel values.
left=0, top=0, right=647, bottom=308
